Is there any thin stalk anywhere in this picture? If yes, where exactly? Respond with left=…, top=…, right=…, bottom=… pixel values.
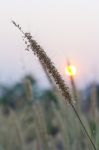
left=69, top=101, right=97, bottom=150
left=12, top=20, right=97, bottom=150
left=66, top=59, right=78, bottom=102
left=24, top=78, right=50, bottom=150
left=52, top=103, right=70, bottom=150
left=11, top=110, right=26, bottom=150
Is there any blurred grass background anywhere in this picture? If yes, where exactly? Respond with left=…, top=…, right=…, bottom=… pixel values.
left=0, top=74, right=99, bottom=150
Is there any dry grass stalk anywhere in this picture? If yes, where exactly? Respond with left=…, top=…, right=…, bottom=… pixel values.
left=90, top=82, right=98, bottom=121
left=52, top=103, right=70, bottom=150
left=11, top=110, right=26, bottom=150
left=12, top=20, right=71, bottom=103
left=12, top=20, right=97, bottom=150
left=24, top=78, right=51, bottom=150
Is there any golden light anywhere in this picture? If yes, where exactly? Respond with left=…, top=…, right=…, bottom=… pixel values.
left=65, top=65, right=77, bottom=77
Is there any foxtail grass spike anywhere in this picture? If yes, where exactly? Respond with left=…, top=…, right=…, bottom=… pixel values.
left=12, top=20, right=97, bottom=150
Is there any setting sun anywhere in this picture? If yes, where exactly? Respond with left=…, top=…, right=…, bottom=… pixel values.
left=65, top=65, right=77, bottom=77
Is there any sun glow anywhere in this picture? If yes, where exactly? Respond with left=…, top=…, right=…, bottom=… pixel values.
left=65, top=65, right=77, bottom=77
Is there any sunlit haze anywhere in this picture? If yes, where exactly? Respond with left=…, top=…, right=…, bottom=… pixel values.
left=0, top=0, right=99, bottom=88
left=65, top=65, right=77, bottom=77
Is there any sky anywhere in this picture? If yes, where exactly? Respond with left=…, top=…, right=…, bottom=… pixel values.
left=0, top=0, right=99, bottom=88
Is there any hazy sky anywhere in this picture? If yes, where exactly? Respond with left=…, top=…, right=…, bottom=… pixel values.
left=0, top=0, right=99, bottom=88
